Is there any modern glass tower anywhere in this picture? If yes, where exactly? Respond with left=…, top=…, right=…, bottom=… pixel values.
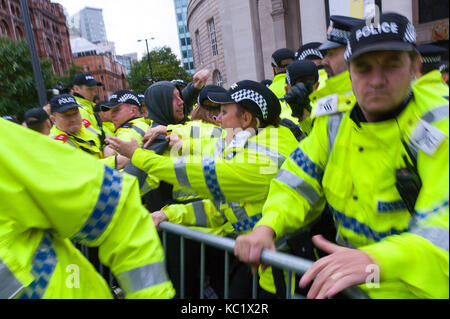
left=70, top=7, right=108, bottom=44
left=174, top=0, right=194, bottom=75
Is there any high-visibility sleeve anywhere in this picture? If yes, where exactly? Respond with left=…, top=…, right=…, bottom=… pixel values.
left=132, top=148, right=276, bottom=203
left=256, top=116, right=329, bottom=239
left=0, top=119, right=175, bottom=299
left=162, top=199, right=226, bottom=229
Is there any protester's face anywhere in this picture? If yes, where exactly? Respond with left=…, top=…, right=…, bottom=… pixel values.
left=110, top=103, right=138, bottom=129
left=217, top=103, right=244, bottom=130
left=321, top=46, right=347, bottom=78
left=73, top=85, right=97, bottom=102
left=350, top=50, right=418, bottom=121
left=311, top=59, right=322, bottom=67
left=52, top=108, right=82, bottom=134
left=172, top=88, right=185, bottom=122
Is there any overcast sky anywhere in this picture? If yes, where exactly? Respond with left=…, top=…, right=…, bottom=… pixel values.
left=53, top=0, right=181, bottom=60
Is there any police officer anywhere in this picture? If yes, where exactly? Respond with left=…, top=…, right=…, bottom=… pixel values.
left=0, top=117, right=175, bottom=299
left=49, top=94, right=104, bottom=159
left=417, top=44, right=448, bottom=78
left=101, top=90, right=150, bottom=147
left=269, top=48, right=296, bottom=99
left=107, top=80, right=300, bottom=298
left=234, top=12, right=449, bottom=299
left=280, top=59, right=320, bottom=137
left=24, top=107, right=52, bottom=135
left=309, top=16, right=363, bottom=119
left=72, top=73, right=104, bottom=133
left=296, top=42, right=328, bottom=90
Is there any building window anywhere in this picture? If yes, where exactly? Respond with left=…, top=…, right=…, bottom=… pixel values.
left=213, top=70, right=223, bottom=87
left=195, top=30, right=203, bottom=64
left=208, top=19, right=218, bottom=56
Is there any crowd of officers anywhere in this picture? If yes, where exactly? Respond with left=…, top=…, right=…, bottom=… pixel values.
left=1, top=12, right=449, bottom=299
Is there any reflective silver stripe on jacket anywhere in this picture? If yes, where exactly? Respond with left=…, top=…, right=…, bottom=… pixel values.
left=408, top=105, right=449, bottom=159
left=211, top=127, right=223, bottom=138
left=228, top=201, right=249, bottom=222
left=174, top=157, right=191, bottom=188
left=85, top=126, right=101, bottom=137
left=116, top=262, right=170, bottom=294
left=213, top=138, right=226, bottom=158
left=275, top=169, right=322, bottom=206
left=327, top=112, right=344, bottom=157
left=246, top=141, right=286, bottom=168
left=0, top=259, right=25, bottom=299
left=50, top=135, right=77, bottom=148
left=172, top=188, right=198, bottom=200
left=191, top=126, right=200, bottom=139
left=192, top=200, right=207, bottom=227
left=131, top=125, right=146, bottom=137
left=408, top=227, right=449, bottom=252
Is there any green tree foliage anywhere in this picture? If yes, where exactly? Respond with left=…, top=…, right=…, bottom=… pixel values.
left=0, top=36, right=56, bottom=117
left=127, top=46, right=192, bottom=94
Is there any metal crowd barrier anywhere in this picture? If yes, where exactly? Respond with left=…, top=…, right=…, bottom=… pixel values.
left=159, top=222, right=369, bottom=299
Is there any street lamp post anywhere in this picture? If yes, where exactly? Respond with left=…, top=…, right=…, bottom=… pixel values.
left=19, top=0, right=47, bottom=106
left=138, top=37, right=155, bottom=83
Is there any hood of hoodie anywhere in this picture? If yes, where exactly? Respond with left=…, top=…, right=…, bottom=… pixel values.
left=145, top=81, right=180, bottom=126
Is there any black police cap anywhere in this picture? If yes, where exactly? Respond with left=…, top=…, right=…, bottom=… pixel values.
left=73, top=73, right=103, bottom=87
left=418, top=44, right=447, bottom=64
left=101, top=90, right=141, bottom=111
left=319, top=15, right=364, bottom=51
left=286, top=60, right=319, bottom=86
left=296, top=42, right=325, bottom=61
left=24, top=107, right=49, bottom=125
left=198, top=85, right=233, bottom=107
left=272, top=48, right=296, bottom=68
left=49, top=94, right=82, bottom=113
left=345, top=13, right=417, bottom=62
left=228, top=80, right=281, bottom=125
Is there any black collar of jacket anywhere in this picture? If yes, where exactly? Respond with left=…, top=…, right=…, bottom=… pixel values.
left=73, top=92, right=86, bottom=100
left=350, top=91, right=414, bottom=127
left=117, top=117, right=141, bottom=130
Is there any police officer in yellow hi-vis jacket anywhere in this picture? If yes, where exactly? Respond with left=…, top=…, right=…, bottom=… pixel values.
left=106, top=80, right=300, bottom=298
left=309, top=16, right=363, bottom=119
left=234, top=13, right=449, bottom=299
left=0, top=117, right=175, bottom=299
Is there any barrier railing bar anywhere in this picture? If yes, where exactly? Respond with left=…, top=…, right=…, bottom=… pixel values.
left=200, top=242, right=205, bottom=299
left=159, top=222, right=369, bottom=299
left=224, top=251, right=229, bottom=299
left=180, top=236, right=185, bottom=299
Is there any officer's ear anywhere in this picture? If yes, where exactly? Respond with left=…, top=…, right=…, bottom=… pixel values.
left=314, top=81, right=320, bottom=91
left=49, top=114, right=56, bottom=124
left=284, top=85, right=290, bottom=94
left=240, top=110, right=254, bottom=130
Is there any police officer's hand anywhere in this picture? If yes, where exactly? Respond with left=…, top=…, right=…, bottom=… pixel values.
left=193, top=69, right=211, bottom=90
left=234, top=225, right=277, bottom=275
left=284, top=82, right=312, bottom=119
left=115, top=155, right=130, bottom=170
left=299, top=235, right=377, bottom=299
left=166, top=132, right=182, bottom=149
left=105, top=137, right=139, bottom=159
left=143, top=126, right=167, bottom=148
left=151, top=211, right=168, bottom=232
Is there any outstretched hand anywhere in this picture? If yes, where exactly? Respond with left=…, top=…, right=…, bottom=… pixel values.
left=105, top=137, right=139, bottom=159
left=299, top=235, right=377, bottom=299
left=143, top=126, right=167, bottom=148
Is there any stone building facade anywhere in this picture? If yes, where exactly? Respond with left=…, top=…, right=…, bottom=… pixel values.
left=0, top=0, right=73, bottom=76
left=188, top=0, right=448, bottom=88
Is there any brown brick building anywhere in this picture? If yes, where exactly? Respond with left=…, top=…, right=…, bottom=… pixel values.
left=74, top=51, right=127, bottom=101
left=0, top=0, right=73, bottom=76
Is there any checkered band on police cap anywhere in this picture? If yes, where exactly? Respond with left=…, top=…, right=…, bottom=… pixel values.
left=228, top=80, right=281, bottom=124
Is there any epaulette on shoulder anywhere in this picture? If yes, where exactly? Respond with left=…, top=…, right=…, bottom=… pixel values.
left=82, top=119, right=91, bottom=127
left=54, top=134, right=68, bottom=142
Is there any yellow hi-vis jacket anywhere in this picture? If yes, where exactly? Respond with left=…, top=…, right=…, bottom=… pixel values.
left=49, top=120, right=116, bottom=168
left=115, top=117, right=151, bottom=146
left=0, top=119, right=175, bottom=299
left=257, top=72, right=449, bottom=298
left=309, top=70, right=354, bottom=119
left=131, top=125, right=300, bottom=295
left=317, top=68, right=328, bottom=91
left=74, top=96, right=102, bottom=133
